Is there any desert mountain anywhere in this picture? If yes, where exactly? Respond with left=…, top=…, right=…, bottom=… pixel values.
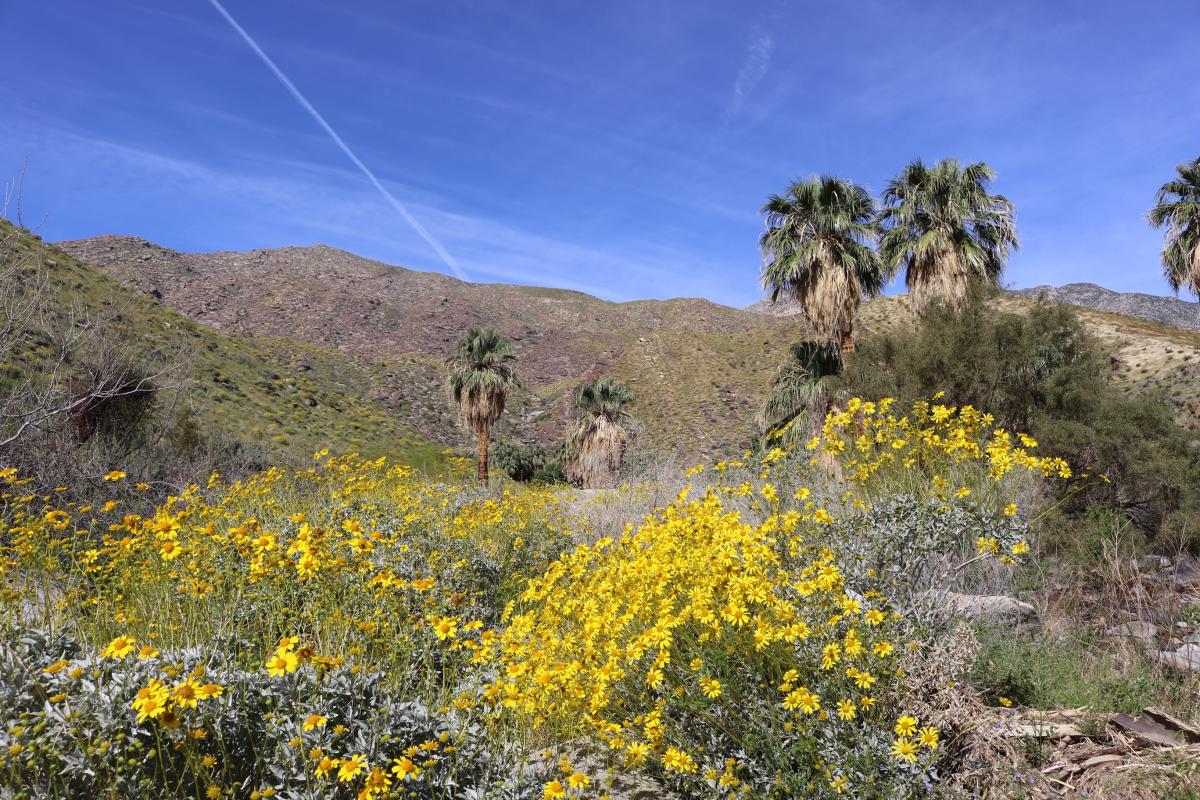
left=751, top=282, right=1200, bottom=334
left=57, top=235, right=808, bottom=460
left=56, top=234, right=1200, bottom=456
left=2, top=221, right=448, bottom=469
left=1013, top=283, right=1199, bottom=333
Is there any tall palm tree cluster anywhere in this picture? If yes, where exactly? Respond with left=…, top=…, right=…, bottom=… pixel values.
left=446, top=155, right=1200, bottom=485
left=759, top=153, right=1200, bottom=444
left=760, top=157, right=1018, bottom=352
left=757, top=157, right=1018, bottom=443
left=447, top=328, right=634, bottom=488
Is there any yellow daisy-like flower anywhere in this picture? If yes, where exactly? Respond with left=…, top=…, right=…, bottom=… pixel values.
left=266, top=650, right=300, bottom=677
left=542, top=779, right=566, bottom=799
left=302, top=714, right=328, bottom=731
left=101, top=636, right=136, bottom=659
left=103, top=470, right=126, bottom=481
left=891, top=737, right=919, bottom=763
left=196, top=683, right=224, bottom=700
left=391, top=757, right=423, bottom=781
left=172, top=679, right=201, bottom=709
left=894, top=715, right=919, bottom=737
left=918, top=726, right=940, bottom=749
left=336, top=754, right=367, bottom=782
left=432, top=616, right=458, bottom=641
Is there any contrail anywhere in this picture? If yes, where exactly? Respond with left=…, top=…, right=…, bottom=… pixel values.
left=204, top=0, right=470, bottom=281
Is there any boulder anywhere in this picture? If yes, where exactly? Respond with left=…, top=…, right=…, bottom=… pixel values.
left=923, top=591, right=1039, bottom=625
left=1134, top=554, right=1172, bottom=573
left=1154, top=557, right=1200, bottom=590
left=1106, top=621, right=1159, bottom=640
left=1152, top=643, right=1200, bottom=672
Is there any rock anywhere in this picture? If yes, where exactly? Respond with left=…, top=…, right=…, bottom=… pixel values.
left=1134, top=554, right=1172, bottom=573
left=1106, top=621, right=1159, bottom=640
left=1183, top=633, right=1200, bottom=644
left=923, top=591, right=1039, bottom=625
left=1152, top=643, right=1200, bottom=672
left=1154, top=557, right=1200, bottom=590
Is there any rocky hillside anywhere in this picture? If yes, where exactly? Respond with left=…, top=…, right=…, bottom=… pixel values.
left=55, top=234, right=1200, bottom=456
left=753, top=292, right=1200, bottom=433
left=1013, top=283, right=1199, bottom=333
left=752, top=283, right=1200, bottom=334
left=2, top=222, right=450, bottom=469
left=57, top=235, right=808, bottom=460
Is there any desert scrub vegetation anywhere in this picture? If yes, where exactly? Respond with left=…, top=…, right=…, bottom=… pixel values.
left=0, top=395, right=1080, bottom=798
left=839, top=290, right=1200, bottom=550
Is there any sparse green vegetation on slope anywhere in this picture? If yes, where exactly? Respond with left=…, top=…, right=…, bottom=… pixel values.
left=1, top=221, right=449, bottom=482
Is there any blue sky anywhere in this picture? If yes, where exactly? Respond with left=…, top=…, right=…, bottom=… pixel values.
left=2, top=0, right=1198, bottom=305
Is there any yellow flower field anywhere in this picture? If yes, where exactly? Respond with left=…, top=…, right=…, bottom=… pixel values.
left=0, top=398, right=1069, bottom=798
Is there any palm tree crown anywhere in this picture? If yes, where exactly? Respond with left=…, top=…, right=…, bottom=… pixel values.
left=1149, top=156, right=1200, bottom=301
left=879, top=158, right=1018, bottom=312
left=564, top=377, right=634, bottom=489
left=760, top=176, right=883, bottom=350
left=759, top=341, right=842, bottom=447
left=447, top=328, right=518, bottom=482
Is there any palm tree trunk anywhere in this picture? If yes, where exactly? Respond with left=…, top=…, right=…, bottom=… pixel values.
left=477, top=425, right=489, bottom=483
left=840, top=326, right=855, bottom=353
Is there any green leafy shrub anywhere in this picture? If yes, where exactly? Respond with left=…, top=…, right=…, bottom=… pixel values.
left=840, top=292, right=1200, bottom=547
left=491, top=442, right=547, bottom=483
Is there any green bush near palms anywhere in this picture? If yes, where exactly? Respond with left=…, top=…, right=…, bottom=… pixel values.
left=838, top=290, right=1200, bottom=546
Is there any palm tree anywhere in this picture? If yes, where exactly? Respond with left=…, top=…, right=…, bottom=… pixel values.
left=760, top=176, right=883, bottom=351
left=563, top=377, right=635, bottom=489
left=447, top=328, right=518, bottom=483
left=1149, top=156, right=1200, bottom=303
left=879, top=158, right=1018, bottom=312
left=759, top=341, right=842, bottom=448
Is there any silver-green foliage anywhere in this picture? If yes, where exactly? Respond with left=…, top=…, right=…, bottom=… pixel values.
left=0, top=627, right=549, bottom=799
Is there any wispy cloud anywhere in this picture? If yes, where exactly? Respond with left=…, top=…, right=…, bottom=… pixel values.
left=728, top=25, right=774, bottom=118
left=203, top=0, right=471, bottom=281
left=6, top=124, right=753, bottom=302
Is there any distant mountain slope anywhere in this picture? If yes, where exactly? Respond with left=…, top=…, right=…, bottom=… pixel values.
left=57, top=235, right=808, bottom=459
left=752, top=291, right=1200, bottom=433
left=750, top=283, right=1200, bottom=333
left=1012, top=283, right=1199, bottom=333
left=3, top=222, right=449, bottom=469
left=58, top=233, right=1200, bottom=455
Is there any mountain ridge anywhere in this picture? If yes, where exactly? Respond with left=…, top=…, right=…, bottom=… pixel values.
left=1012, top=282, right=1198, bottom=333
left=749, top=281, right=1198, bottom=334
left=56, top=234, right=807, bottom=460
left=55, top=233, right=1200, bottom=453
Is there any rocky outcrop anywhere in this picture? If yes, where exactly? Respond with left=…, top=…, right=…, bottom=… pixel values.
left=920, top=591, right=1039, bottom=626
left=1012, top=283, right=1199, bottom=333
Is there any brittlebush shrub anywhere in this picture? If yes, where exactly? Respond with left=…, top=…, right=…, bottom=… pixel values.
left=839, top=292, right=1200, bottom=545
left=1, top=398, right=1069, bottom=799
left=484, top=397, right=1066, bottom=798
